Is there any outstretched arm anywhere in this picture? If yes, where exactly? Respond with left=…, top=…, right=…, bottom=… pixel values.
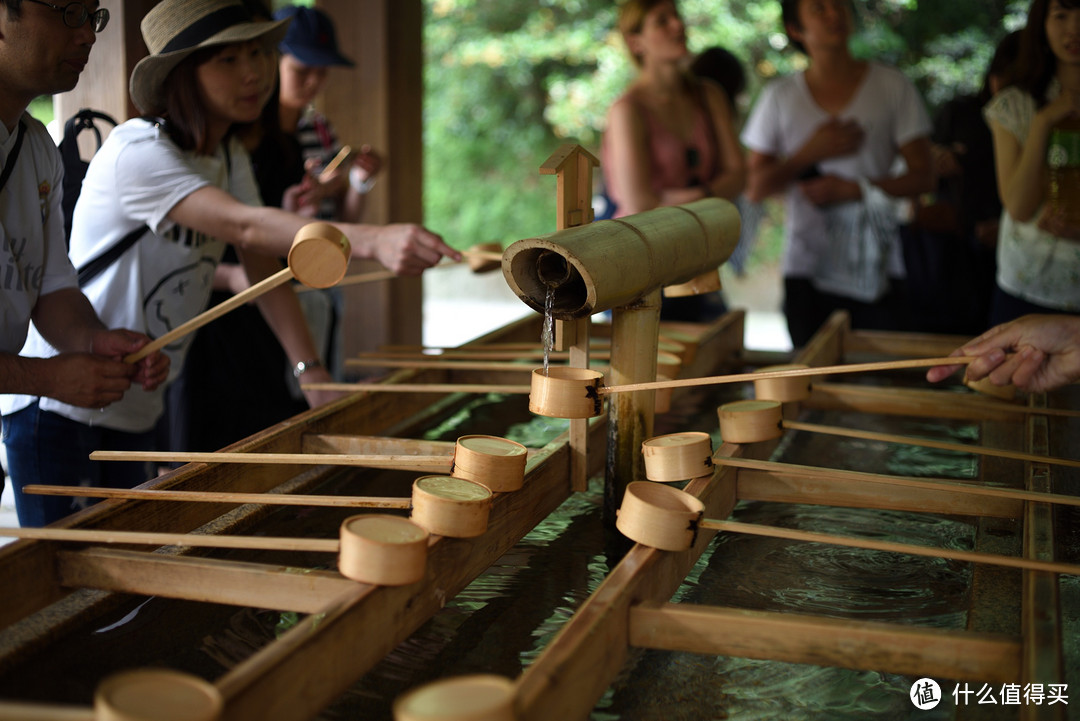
left=168, top=185, right=460, bottom=275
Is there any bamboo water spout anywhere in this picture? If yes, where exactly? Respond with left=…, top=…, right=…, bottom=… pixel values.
left=502, top=198, right=741, bottom=534
left=502, top=198, right=741, bottom=319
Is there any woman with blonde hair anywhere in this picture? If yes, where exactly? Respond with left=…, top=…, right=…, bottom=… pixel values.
left=601, top=0, right=746, bottom=320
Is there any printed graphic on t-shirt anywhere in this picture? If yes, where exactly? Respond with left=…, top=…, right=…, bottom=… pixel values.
left=142, top=256, right=216, bottom=346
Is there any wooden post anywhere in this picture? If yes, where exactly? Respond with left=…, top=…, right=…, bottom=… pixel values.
left=603, top=289, right=661, bottom=531
left=540, top=145, right=599, bottom=493
left=320, top=0, right=425, bottom=363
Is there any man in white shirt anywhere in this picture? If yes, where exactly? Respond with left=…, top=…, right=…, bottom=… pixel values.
left=0, top=0, right=168, bottom=521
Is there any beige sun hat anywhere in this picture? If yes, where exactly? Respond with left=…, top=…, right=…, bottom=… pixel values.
left=130, top=0, right=290, bottom=114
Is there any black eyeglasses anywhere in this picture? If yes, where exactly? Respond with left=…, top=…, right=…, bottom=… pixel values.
left=23, top=0, right=109, bottom=32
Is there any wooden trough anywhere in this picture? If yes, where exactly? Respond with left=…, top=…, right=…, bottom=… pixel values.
left=0, top=308, right=1073, bottom=721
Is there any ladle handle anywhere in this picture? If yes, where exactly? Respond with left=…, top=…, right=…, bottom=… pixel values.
left=0, top=526, right=340, bottom=553
left=89, top=449, right=453, bottom=471
left=298, top=269, right=395, bottom=292
left=21, top=485, right=412, bottom=509
left=300, top=382, right=532, bottom=394
left=124, top=266, right=295, bottom=363
left=598, top=356, right=979, bottom=394
left=701, top=519, right=1080, bottom=575
left=782, top=419, right=1080, bottom=469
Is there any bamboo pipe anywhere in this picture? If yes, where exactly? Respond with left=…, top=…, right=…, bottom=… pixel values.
left=88, top=450, right=452, bottom=472
left=125, top=222, right=349, bottom=363
left=502, top=197, right=741, bottom=319
left=22, top=485, right=412, bottom=509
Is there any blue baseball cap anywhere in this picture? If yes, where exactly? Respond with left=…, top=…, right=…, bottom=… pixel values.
left=273, top=5, right=354, bottom=67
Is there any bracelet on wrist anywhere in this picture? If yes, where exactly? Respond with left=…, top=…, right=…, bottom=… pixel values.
left=293, top=358, right=323, bottom=379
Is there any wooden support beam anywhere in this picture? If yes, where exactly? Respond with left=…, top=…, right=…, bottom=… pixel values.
left=515, top=443, right=751, bottom=721
left=57, top=550, right=356, bottom=614
left=629, top=602, right=1021, bottom=683
left=733, top=467, right=1022, bottom=518
left=807, top=383, right=1031, bottom=422
left=216, top=420, right=608, bottom=721
left=844, top=329, right=971, bottom=358
left=1022, top=395, right=1066, bottom=721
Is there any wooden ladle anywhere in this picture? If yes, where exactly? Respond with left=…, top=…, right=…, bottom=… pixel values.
left=125, top=222, right=349, bottom=363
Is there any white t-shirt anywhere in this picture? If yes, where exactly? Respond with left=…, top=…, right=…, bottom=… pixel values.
left=740, top=63, right=931, bottom=280
left=0, top=114, right=79, bottom=354
left=2, top=119, right=262, bottom=432
left=983, top=83, right=1080, bottom=311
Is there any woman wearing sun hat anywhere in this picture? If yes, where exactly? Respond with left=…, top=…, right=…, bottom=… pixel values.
left=0, top=0, right=459, bottom=527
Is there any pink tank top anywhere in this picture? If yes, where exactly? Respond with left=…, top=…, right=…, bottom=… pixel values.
left=601, top=89, right=719, bottom=217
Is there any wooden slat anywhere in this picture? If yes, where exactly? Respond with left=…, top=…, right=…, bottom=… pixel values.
left=1022, top=395, right=1066, bottom=721
left=0, top=376, right=447, bottom=632
left=56, top=550, right=357, bottom=614
left=735, top=468, right=1022, bottom=518
left=629, top=602, right=1021, bottom=683
left=216, top=419, right=608, bottom=721
left=794, top=310, right=848, bottom=367
left=845, top=329, right=971, bottom=358
left=807, top=383, right=1030, bottom=422
left=300, top=434, right=455, bottom=457
left=515, top=443, right=750, bottom=721
left=0, top=700, right=94, bottom=720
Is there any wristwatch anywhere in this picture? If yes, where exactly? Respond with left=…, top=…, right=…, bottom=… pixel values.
left=293, top=358, right=323, bottom=379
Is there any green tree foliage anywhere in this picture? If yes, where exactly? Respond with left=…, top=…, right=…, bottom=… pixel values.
left=424, top=0, right=1029, bottom=249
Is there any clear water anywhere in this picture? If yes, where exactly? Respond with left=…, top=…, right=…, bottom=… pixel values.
left=542, top=286, right=555, bottom=375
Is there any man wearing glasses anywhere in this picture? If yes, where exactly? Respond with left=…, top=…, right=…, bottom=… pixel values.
left=0, top=0, right=168, bottom=505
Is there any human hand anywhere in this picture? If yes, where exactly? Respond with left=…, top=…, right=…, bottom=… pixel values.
left=351, top=144, right=382, bottom=182
left=1038, top=87, right=1080, bottom=130
left=361, top=224, right=461, bottom=275
left=926, top=314, right=1080, bottom=392
left=92, top=329, right=171, bottom=392
left=297, top=364, right=347, bottom=408
left=801, top=117, right=864, bottom=164
left=41, top=352, right=134, bottom=409
left=931, top=142, right=964, bottom=178
left=798, top=175, right=860, bottom=206
left=1037, top=207, right=1080, bottom=241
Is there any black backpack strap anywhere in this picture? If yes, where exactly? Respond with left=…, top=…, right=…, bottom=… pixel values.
left=77, top=224, right=148, bottom=287
left=60, top=109, right=119, bottom=244
left=0, top=121, right=26, bottom=196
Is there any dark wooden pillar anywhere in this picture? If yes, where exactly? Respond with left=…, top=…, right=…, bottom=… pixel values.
left=321, top=0, right=425, bottom=364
